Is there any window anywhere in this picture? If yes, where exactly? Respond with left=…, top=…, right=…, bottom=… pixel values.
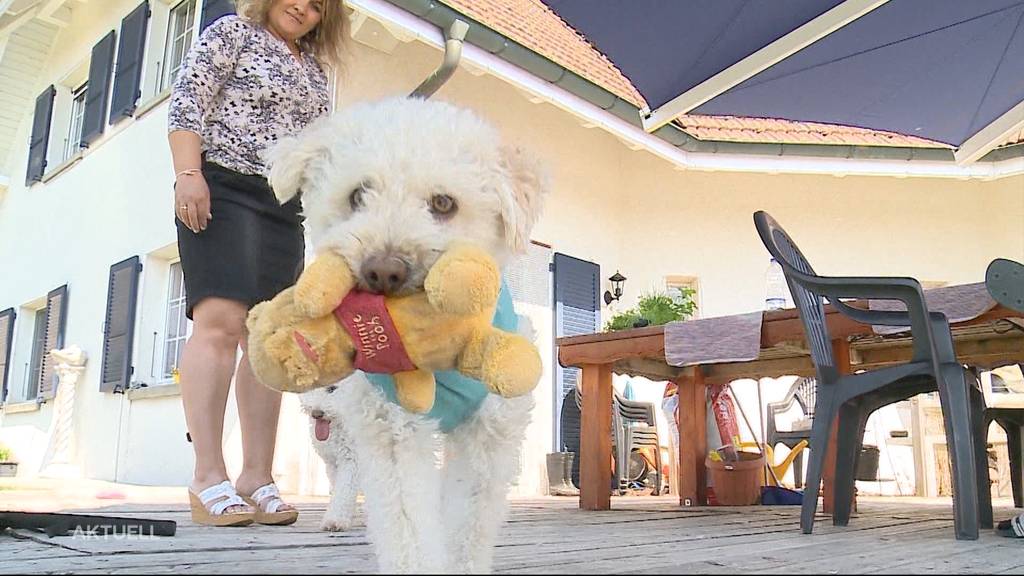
left=160, top=0, right=197, bottom=92
left=162, top=261, right=190, bottom=380
left=665, top=275, right=700, bottom=319
left=25, top=309, right=47, bottom=401
left=63, top=83, right=88, bottom=161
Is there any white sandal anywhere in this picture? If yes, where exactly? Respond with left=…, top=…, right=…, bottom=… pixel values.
left=188, top=480, right=255, bottom=527
left=241, top=483, right=298, bottom=526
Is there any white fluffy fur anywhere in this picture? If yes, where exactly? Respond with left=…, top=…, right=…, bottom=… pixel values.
left=270, top=98, right=547, bottom=573
left=268, top=97, right=548, bottom=293
left=297, top=386, right=359, bottom=531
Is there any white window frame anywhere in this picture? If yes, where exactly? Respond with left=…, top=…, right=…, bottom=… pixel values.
left=8, top=301, right=46, bottom=404
left=63, top=82, right=88, bottom=162
left=141, top=0, right=203, bottom=103
left=43, top=58, right=91, bottom=177
left=161, top=260, right=192, bottom=382
left=159, top=0, right=197, bottom=93
left=665, top=275, right=701, bottom=320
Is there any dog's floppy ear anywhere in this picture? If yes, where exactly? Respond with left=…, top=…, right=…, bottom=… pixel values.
left=497, top=145, right=548, bottom=252
left=267, top=124, right=329, bottom=204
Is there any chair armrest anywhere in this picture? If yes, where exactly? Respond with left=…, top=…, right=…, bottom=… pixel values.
left=784, top=267, right=943, bottom=365
left=766, top=395, right=798, bottom=418
left=829, top=298, right=947, bottom=328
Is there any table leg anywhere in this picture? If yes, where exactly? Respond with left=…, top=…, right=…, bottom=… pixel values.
left=677, top=367, right=708, bottom=507
left=580, top=363, right=612, bottom=510
left=823, top=338, right=855, bottom=514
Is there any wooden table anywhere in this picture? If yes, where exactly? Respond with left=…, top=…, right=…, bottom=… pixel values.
left=557, top=302, right=1024, bottom=511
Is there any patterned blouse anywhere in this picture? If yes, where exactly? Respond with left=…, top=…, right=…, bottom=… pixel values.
left=168, top=15, right=330, bottom=177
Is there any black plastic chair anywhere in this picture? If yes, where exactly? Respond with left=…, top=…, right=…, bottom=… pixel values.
left=986, top=258, right=1024, bottom=314
left=982, top=261, right=1024, bottom=508
left=766, top=377, right=816, bottom=488
left=754, top=210, right=986, bottom=540
left=987, top=403, right=1024, bottom=508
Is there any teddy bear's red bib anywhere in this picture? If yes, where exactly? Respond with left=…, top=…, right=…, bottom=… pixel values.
left=332, top=290, right=417, bottom=374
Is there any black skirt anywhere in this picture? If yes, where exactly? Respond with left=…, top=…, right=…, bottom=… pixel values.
left=176, top=160, right=304, bottom=320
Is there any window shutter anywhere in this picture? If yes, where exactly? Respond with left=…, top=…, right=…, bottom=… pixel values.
left=552, top=253, right=600, bottom=451
left=201, top=0, right=235, bottom=32
left=0, top=308, right=15, bottom=403
left=25, top=86, right=56, bottom=186
left=100, top=256, right=142, bottom=393
left=80, top=31, right=117, bottom=147
left=37, top=285, right=69, bottom=401
left=109, top=2, right=151, bottom=124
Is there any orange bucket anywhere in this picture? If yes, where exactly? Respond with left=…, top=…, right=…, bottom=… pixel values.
left=705, top=451, right=764, bottom=506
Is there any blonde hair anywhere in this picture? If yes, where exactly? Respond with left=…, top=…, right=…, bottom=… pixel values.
left=234, top=0, right=350, bottom=69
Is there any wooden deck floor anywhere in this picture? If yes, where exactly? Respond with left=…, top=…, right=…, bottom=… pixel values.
left=3, top=496, right=1023, bottom=574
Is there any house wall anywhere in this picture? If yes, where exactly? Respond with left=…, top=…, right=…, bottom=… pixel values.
left=1, top=3, right=1021, bottom=496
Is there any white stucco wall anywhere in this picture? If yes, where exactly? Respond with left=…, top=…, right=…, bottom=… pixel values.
left=0, top=3, right=1021, bottom=497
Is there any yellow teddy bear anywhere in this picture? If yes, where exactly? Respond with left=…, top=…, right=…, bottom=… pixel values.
left=246, top=244, right=542, bottom=413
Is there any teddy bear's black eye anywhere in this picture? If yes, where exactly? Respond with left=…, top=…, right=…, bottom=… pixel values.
left=326, top=385, right=337, bottom=394
left=429, top=194, right=457, bottom=219
left=349, top=184, right=368, bottom=211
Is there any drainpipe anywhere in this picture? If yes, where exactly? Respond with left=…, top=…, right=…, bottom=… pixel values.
left=409, top=19, right=469, bottom=99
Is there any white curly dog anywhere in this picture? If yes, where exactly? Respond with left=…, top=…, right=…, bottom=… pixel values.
left=270, top=97, right=547, bottom=573
left=297, top=383, right=359, bottom=532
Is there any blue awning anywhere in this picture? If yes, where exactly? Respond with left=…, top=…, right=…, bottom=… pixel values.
left=543, top=0, right=1024, bottom=161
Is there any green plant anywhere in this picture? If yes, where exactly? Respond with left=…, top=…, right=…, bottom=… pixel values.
left=605, top=288, right=697, bottom=331
left=0, top=446, right=10, bottom=462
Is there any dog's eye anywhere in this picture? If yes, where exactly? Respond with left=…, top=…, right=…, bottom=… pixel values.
left=326, top=385, right=337, bottom=394
left=349, top=185, right=367, bottom=211
left=429, top=194, right=457, bottom=218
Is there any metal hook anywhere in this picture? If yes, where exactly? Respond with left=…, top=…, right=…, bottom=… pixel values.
left=409, top=19, right=469, bottom=99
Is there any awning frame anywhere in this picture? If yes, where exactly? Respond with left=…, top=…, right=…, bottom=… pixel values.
left=641, top=0, right=891, bottom=133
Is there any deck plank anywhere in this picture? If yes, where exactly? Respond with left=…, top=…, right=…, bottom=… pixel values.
left=1, top=496, right=1016, bottom=574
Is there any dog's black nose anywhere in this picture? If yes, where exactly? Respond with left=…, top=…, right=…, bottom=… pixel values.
left=310, top=409, right=325, bottom=420
left=361, top=255, right=409, bottom=294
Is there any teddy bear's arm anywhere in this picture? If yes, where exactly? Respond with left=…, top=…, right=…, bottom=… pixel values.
left=423, top=243, right=501, bottom=315
left=294, top=250, right=357, bottom=318
left=393, top=369, right=437, bottom=413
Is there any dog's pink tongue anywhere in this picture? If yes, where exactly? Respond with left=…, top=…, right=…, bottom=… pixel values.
left=314, top=417, right=330, bottom=441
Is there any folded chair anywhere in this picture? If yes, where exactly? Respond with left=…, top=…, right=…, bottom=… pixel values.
left=613, top=392, right=663, bottom=495
left=574, top=386, right=663, bottom=494
left=753, top=210, right=986, bottom=540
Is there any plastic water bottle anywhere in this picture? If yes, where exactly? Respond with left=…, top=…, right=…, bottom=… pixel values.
left=765, top=257, right=788, bottom=310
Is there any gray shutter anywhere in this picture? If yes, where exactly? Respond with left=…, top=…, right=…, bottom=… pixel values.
left=38, top=285, right=69, bottom=401
left=100, top=256, right=142, bottom=393
left=80, top=31, right=117, bottom=147
left=201, top=0, right=235, bottom=31
left=109, top=2, right=151, bottom=124
left=552, top=253, right=600, bottom=450
left=25, top=86, right=56, bottom=186
left=0, top=308, right=15, bottom=403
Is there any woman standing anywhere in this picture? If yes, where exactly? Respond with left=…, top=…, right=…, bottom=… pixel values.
left=168, top=0, right=348, bottom=526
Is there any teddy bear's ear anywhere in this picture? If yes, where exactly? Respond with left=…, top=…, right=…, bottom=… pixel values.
left=497, top=145, right=549, bottom=252
left=267, top=120, right=330, bottom=204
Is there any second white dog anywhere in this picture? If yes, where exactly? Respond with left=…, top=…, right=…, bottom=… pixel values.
left=298, top=384, right=359, bottom=532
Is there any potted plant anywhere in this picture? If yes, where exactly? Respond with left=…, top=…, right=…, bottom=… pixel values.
left=605, top=288, right=697, bottom=331
left=0, top=445, right=16, bottom=477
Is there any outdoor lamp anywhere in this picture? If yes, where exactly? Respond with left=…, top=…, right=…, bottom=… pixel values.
left=603, top=271, right=627, bottom=305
